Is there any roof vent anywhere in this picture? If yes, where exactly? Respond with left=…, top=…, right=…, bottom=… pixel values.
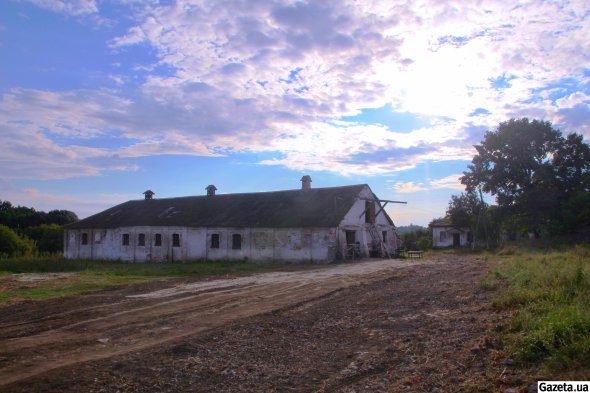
left=301, top=175, right=312, bottom=191
left=143, top=190, right=155, bottom=200
left=206, top=184, right=217, bottom=196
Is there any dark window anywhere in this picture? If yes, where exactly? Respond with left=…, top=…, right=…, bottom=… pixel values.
left=154, top=233, right=162, bottom=247
left=345, top=230, right=356, bottom=245
left=172, top=233, right=180, bottom=247
left=467, top=231, right=473, bottom=243
left=81, top=233, right=88, bottom=245
left=211, top=233, right=220, bottom=248
left=382, top=231, right=387, bottom=244
left=122, top=233, right=130, bottom=246
left=138, top=233, right=146, bottom=246
left=232, top=234, right=242, bottom=250
left=365, top=201, right=376, bottom=224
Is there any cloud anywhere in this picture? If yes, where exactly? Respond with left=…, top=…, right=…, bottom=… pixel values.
left=5, top=0, right=590, bottom=181
left=391, top=174, right=465, bottom=195
left=429, top=174, right=466, bottom=191
left=24, top=0, right=98, bottom=15
left=393, top=182, right=428, bottom=193
left=0, top=186, right=138, bottom=218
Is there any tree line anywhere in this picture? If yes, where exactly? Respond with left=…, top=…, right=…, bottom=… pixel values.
left=0, top=200, right=78, bottom=257
left=445, top=118, right=590, bottom=246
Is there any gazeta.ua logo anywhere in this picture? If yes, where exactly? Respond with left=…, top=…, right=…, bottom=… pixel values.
left=538, top=382, right=590, bottom=392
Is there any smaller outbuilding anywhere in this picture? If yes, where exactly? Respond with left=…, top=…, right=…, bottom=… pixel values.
left=430, top=219, right=472, bottom=248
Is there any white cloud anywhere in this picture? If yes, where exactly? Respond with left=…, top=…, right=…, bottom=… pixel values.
left=24, top=0, right=98, bottom=15
left=393, top=182, right=428, bottom=193
left=4, top=0, right=590, bottom=181
left=429, top=174, right=466, bottom=191
left=0, top=186, right=138, bottom=218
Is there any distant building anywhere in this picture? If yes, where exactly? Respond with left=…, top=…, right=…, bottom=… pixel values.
left=64, top=177, right=401, bottom=263
left=430, top=219, right=472, bottom=248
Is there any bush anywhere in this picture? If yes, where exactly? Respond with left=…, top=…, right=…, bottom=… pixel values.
left=25, top=224, right=63, bottom=254
left=0, top=224, right=34, bottom=257
left=416, top=236, right=431, bottom=250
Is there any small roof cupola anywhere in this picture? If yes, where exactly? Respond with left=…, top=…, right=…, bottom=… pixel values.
left=143, top=190, right=155, bottom=200
left=301, top=175, right=312, bottom=191
left=206, top=184, right=217, bottom=196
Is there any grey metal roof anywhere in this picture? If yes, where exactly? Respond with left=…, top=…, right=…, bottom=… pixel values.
left=66, top=184, right=393, bottom=229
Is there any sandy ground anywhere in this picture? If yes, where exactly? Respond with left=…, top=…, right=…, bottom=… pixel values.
left=0, top=255, right=529, bottom=392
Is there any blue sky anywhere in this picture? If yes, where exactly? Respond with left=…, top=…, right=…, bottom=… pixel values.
left=1, top=0, right=589, bottom=226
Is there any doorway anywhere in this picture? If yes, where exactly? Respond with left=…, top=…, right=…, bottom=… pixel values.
left=453, top=233, right=461, bottom=247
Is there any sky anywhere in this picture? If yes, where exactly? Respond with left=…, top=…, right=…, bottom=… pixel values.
left=1, top=0, right=589, bottom=226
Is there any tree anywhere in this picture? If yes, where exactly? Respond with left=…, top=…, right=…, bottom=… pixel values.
left=446, top=191, right=486, bottom=228
left=25, top=224, right=64, bottom=254
left=0, top=224, right=33, bottom=257
left=446, top=190, right=489, bottom=247
left=46, top=210, right=79, bottom=226
left=461, top=118, right=590, bottom=235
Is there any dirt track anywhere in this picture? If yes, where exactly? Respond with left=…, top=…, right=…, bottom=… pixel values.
left=0, top=255, right=524, bottom=392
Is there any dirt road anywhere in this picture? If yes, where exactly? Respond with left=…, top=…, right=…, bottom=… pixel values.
left=0, top=255, right=519, bottom=392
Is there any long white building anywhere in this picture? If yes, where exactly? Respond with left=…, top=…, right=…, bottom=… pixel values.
left=64, top=177, right=400, bottom=263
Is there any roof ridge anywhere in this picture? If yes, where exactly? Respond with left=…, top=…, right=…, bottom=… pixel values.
left=127, top=184, right=368, bottom=202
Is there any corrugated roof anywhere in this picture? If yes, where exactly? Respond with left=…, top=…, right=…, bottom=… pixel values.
left=66, top=184, right=387, bottom=229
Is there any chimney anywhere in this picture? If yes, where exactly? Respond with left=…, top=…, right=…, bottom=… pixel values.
left=143, top=190, right=155, bottom=200
left=301, top=175, right=312, bottom=191
left=206, top=184, right=217, bottom=196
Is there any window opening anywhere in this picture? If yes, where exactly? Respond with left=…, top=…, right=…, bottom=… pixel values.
left=172, top=233, right=180, bottom=247
left=211, top=233, right=220, bottom=248
left=365, top=201, right=375, bottom=224
left=81, top=233, right=88, bottom=245
left=122, top=233, right=130, bottom=246
left=154, top=233, right=162, bottom=247
left=232, top=234, right=242, bottom=250
left=382, top=231, right=387, bottom=244
left=345, top=230, right=356, bottom=245
left=138, top=233, right=145, bottom=246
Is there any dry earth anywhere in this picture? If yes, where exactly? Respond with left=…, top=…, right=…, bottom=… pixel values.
left=0, top=255, right=531, bottom=392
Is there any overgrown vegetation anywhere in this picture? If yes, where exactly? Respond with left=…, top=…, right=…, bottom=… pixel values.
left=0, top=256, right=318, bottom=303
left=0, top=200, right=79, bottom=257
left=397, top=225, right=431, bottom=251
left=484, top=244, right=590, bottom=375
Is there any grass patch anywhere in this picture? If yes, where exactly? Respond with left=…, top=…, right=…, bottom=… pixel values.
left=0, top=256, right=319, bottom=304
left=484, top=243, right=590, bottom=374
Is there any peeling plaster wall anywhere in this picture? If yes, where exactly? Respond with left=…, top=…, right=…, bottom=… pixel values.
left=64, top=227, right=336, bottom=263
left=63, top=186, right=399, bottom=263
left=337, top=186, right=400, bottom=257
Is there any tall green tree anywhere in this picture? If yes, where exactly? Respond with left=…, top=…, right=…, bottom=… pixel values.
left=461, top=118, right=590, bottom=234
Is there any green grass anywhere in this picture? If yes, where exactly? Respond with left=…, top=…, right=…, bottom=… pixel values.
left=0, top=256, right=318, bottom=303
left=484, top=243, right=590, bottom=373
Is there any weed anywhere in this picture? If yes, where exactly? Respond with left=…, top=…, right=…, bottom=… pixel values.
left=486, top=245, right=590, bottom=373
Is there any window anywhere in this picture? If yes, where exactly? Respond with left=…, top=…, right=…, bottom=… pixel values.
left=81, top=233, right=88, bottom=245
left=154, top=233, right=162, bottom=247
left=467, top=231, right=473, bottom=243
left=365, top=201, right=375, bottom=224
left=172, top=233, right=180, bottom=247
left=211, top=233, right=220, bottom=248
left=345, top=230, right=356, bottom=245
left=440, top=231, right=447, bottom=242
left=382, top=231, right=387, bottom=244
left=122, top=233, right=130, bottom=246
left=232, top=234, right=242, bottom=250
left=138, top=233, right=146, bottom=246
